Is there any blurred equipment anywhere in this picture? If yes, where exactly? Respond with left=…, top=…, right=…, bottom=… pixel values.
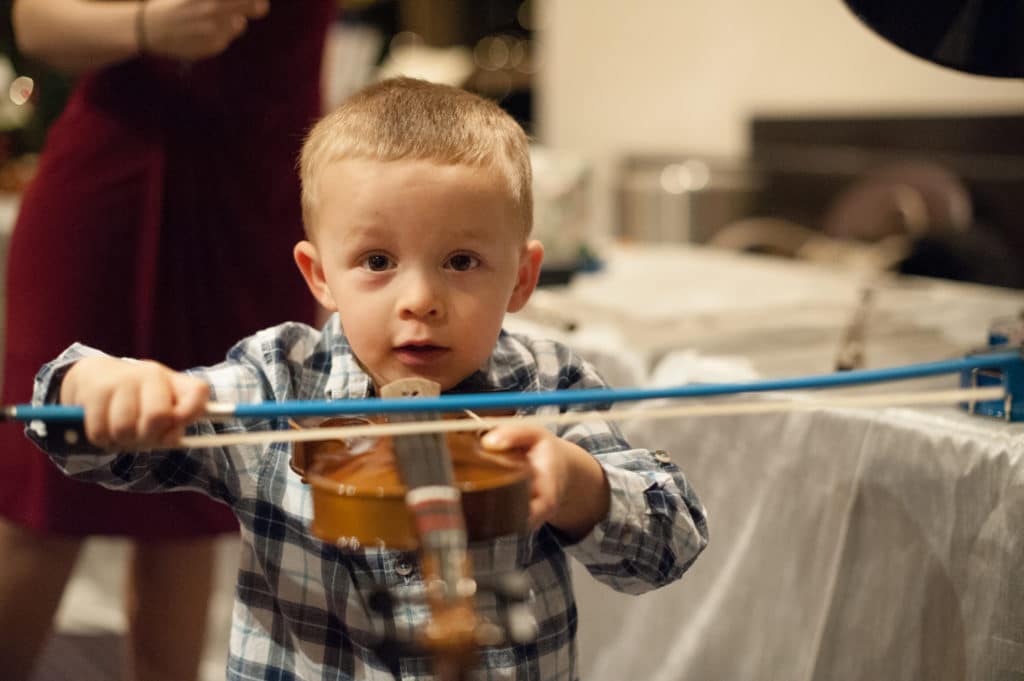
left=711, top=155, right=1022, bottom=287
left=708, top=217, right=911, bottom=273
left=321, top=21, right=384, bottom=110
left=617, top=155, right=762, bottom=244
left=960, top=312, right=1024, bottom=421
left=713, top=2, right=1024, bottom=287
left=341, top=0, right=536, bottom=132
left=531, top=146, right=594, bottom=285
left=843, top=0, right=1024, bottom=77
left=821, top=160, right=972, bottom=242
left=834, top=288, right=874, bottom=371
left=747, top=113, right=1024, bottom=289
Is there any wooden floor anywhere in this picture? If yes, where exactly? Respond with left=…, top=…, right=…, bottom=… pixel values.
left=28, top=536, right=239, bottom=681
left=31, top=632, right=124, bottom=681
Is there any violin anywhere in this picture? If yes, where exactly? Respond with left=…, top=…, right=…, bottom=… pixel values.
left=289, top=416, right=531, bottom=550
left=289, top=378, right=535, bottom=681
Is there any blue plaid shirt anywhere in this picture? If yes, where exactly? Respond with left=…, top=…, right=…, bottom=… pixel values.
left=29, top=317, right=707, bottom=681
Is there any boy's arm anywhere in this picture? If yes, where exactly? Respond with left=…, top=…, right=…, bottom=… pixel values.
left=505, top=339, right=708, bottom=594
left=26, top=341, right=267, bottom=506
left=547, top=418, right=708, bottom=595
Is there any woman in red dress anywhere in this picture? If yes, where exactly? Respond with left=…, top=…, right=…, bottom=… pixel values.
left=0, top=1, right=335, bottom=678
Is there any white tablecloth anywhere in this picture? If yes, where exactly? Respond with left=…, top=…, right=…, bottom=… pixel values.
left=507, top=243, right=1024, bottom=681
left=574, top=407, right=1024, bottom=681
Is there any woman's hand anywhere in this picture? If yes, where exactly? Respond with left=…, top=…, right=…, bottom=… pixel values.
left=482, top=424, right=611, bottom=539
left=13, top=0, right=271, bottom=73
left=141, top=0, right=270, bottom=60
left=60, top=356, right=209, bottom=450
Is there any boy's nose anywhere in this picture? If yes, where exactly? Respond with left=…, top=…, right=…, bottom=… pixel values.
left=397, top=272, right=445, bottom=321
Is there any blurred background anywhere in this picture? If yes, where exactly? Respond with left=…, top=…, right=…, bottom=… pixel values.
left=2, top=0, right=1023, bottom=290
left=2, top=2, right=1024, bottom=680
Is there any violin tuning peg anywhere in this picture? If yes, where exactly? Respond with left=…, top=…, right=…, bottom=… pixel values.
left=505, top=604, right=538, bottom=644
left=474, top=620, right=505, bottom=647
left=476, top=570, right=531, bottom=602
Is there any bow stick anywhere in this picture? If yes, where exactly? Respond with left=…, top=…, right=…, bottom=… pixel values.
left=2, top=350, right=1019, bottom=448
left=5, top=350, right=1019, bottom=422
left=2, top=352, right=1015, bottom=448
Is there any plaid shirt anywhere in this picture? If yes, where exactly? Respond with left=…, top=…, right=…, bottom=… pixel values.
left=29, top=318, right=707, bottom=681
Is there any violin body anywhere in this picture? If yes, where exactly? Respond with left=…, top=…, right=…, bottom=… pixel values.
left=291, top=417, right=531, bottom=550
left=291, top=378, right=538, bottom=681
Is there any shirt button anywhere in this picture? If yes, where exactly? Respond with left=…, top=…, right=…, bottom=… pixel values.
left=395, top=560, right=413, bottom=577
left=653, top=450, right=672, bottom=464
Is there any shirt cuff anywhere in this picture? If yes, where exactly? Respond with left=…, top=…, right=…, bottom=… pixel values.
left=28, top=344, right=108, bottom=453
left=559, top=463, right=660, bottom=566
left=32, top=343, right=107, bottom=405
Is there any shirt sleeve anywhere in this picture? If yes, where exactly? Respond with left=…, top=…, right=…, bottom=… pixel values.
left=25, top=340, right=277, bottom=508
left=547, top=353, right=708, bottom=594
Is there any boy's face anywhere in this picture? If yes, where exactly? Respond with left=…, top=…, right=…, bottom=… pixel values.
left=294, top=158, right=543, bottom=391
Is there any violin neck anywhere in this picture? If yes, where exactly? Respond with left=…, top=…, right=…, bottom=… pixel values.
left=391, top=428, right=457, bottom=488
left=406, top=485, right=471, bottom=593
left=380, top=378, right=459, bottom=490
left=380, top=379, right=472, bottom=592
left=380, top=379, right=479, bottom=680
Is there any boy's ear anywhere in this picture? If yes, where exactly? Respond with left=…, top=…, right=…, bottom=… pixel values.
left=293, top=240, right=339, bottom=311
left=506, top=239, right=545, bottom=313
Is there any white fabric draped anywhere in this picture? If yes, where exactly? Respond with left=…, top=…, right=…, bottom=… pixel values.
left=507, top=243, right=1024, bottom=681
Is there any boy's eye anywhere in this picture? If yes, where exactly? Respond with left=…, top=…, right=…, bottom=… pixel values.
left=446, top=254, right=479, bottom=272
left=362, top=254, right=393, bottom=271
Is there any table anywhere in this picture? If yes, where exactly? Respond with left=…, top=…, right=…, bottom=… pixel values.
left=507, top=243, right=1024, bottom=681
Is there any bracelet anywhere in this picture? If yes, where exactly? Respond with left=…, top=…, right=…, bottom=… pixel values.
left=135, top=0, right=149, bottom=55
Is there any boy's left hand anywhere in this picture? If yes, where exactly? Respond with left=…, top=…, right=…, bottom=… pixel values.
left=481, top=424, right=610, bottom=540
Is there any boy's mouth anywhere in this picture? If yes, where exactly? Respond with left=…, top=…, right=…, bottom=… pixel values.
left=393, top=342, right=449, bottom=366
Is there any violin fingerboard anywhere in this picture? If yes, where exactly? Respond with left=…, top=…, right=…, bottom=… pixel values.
left=379, top=379, right=471, bottom=596
left=380, top=379, right=456, bottom=489
left=392, top=428, right=457, bottom=488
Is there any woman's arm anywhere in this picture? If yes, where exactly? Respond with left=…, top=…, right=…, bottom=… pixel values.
left=13, top=0, right=269, bottom=74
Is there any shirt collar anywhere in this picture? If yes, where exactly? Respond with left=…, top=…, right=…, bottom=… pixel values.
left=450, top=330, right=534, bottom=395
left=321, top=315, right=372, bottom=401
left=321, top=322, right=529, bottom=400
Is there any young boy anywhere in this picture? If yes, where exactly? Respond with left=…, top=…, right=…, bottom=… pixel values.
left=27, top=77, right=707, bottom=680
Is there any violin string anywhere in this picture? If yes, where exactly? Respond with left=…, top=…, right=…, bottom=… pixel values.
left=462, top=410, right=487, bottom=426
left=176, top=385, right=1005, bottom=450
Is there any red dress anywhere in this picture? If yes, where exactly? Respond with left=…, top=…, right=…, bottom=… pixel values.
left=0, top=1, right=335, bottom=536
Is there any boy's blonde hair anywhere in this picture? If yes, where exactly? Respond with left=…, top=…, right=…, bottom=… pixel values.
left=300, top=77, right=533, bottom=237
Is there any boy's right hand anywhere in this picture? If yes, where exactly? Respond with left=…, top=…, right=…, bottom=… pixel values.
left=60, top=356, right=209, bottom=450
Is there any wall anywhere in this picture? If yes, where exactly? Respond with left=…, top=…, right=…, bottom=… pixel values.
left=535, top=0, right=1024, bottom=237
